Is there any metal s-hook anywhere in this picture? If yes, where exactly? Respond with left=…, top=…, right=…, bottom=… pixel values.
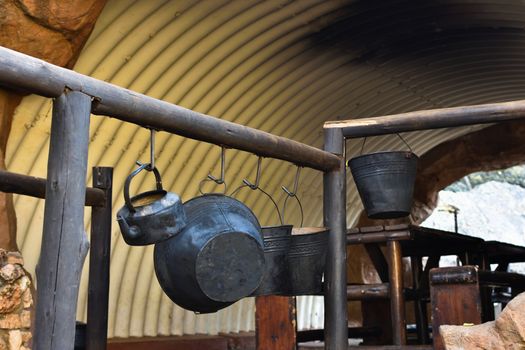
left=207, top=146, right=226, bottom=184
left=282, top=166, right=301, bottom=197
left=148, top=129, right=155, bottom=170
left=282, top=165, right=304, bottom=226
left=243, top=157, right=262, bottom=190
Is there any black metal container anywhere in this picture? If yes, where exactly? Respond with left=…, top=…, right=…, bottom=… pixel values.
left=117, top=164, right=187, bottom=245
left=154, top=194, right=265, bottom=313
left=252, top=225, right=293, bottom=296
left=287, top=227, right=328, bottom=296
left=348, top=151, right=418, bottom=219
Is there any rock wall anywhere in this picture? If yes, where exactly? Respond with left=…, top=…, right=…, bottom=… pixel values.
left=0, top=250, right=33, bottom=350
left=440, top=292, right=525, bottom=350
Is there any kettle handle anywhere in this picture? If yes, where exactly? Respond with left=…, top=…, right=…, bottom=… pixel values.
left=124, top=163, right=164, bottom=213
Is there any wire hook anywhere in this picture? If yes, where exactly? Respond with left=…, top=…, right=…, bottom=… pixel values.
left=148, top=129, right=155, bottom=170
left=281, top=166, right=304, bottom=226
left=207, top=146, right=226, bottom=185
left=243, top=157, right=262, bottom=190
left=282, top=166, right=301, bottom=197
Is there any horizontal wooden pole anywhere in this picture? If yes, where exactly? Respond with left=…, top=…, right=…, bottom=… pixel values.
left=324, top=100, right=525, bottom=138
left=0, top=46, right=339, bottom=172
left=346, top=230, right=411, bottom=245
left=346, top=283, right=389, bottom=300
left=0, top=170, right=106, bottom=207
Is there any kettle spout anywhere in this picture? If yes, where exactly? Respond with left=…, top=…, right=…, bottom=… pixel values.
left=117, top=215, right=142, bottom=242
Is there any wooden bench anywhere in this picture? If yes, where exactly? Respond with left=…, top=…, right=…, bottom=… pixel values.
left=346, top=225, right=484, bottom=346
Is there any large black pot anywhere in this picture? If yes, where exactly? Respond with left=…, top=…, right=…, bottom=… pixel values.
left=154, top=194, right=265, bottom=313
left=348, top=151, right=418, bottom=219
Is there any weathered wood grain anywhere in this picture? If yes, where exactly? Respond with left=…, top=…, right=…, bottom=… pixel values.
left=34, top=91, right=91, bottom=350
left=86, top=167, right=113, bottom=350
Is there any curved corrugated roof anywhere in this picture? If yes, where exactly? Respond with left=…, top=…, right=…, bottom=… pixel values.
left=6, top=0, right=525, bottom=338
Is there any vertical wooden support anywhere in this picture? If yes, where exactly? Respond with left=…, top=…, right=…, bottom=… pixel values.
left=86, top=167, right=113, bottom=350
left=323, top=128, right=347, bottom=350
left=411, top=256, right=429, bottom=344
left=255, top=296, right=297, bottom=350
left=387, top=240, right=406, bottom=345
left=34, top=91, right=92, bottom=350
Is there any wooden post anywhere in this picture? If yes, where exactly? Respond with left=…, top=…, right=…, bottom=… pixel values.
left=387, top=240, right=406, bottom=345
left=255, top=296, right=297, bottom=350
left=323, top=128, right=347, bottom=350
left=34, top=91, right=92, bottom=350
left=86, top=167, right=113, bottom=350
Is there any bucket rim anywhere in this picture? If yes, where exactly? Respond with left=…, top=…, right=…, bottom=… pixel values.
left=348, top=150, right=418, bottom=164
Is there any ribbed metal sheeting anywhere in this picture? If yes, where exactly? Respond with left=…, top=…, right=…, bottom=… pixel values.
left=6, top=0, right=525, bottom=338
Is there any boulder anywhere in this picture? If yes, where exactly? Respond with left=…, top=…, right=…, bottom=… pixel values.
left=441, top=292, right=525, bottom=349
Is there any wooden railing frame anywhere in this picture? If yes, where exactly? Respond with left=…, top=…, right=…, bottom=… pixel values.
left=3, top=41, right=525, bottom=349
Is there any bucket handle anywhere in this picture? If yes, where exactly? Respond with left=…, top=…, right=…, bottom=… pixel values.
left=359, top=133, right=414, bottom=156
left=230, top=157, right=284, bottom=225
left=124, top=162, right=164, bottom=213
left=199, top=146, right=228, bottom=194
left=281, top=166, right=304, bottom=227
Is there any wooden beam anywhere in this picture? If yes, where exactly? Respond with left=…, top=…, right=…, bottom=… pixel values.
left=34, top=91, right=91, bottom=350
left=0, top=169, right=106, bottom=206
left=347, top=283, right=389, bottom=300
left=255, top=296, right=296, bottom=350
left=86, top=167, right=113, bottom=350
left=324, top=100, right=525, bottom=138
left=0, top=46, right=339, bottom=172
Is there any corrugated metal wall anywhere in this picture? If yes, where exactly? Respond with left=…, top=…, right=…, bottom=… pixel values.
left=6, top=0, right=525, bottom=338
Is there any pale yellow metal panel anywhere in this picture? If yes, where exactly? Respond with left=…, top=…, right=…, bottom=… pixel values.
left=6, top=0, right=520, bottom=338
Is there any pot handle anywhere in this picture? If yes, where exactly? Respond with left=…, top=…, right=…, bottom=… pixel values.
left=123, top=163, right=163, bottom=213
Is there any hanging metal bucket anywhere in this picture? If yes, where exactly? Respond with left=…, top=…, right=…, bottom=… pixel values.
left=348, top=151, right=418, bottom=219
left=251, top=225, right=293, bottom=296
left=154, top=194, right=265, bottom=313
left=287, top=227, right=328, bottom=296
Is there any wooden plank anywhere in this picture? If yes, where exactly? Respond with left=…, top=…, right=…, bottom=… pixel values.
left=323, top=128, right=348, bottom=350
left=86, top=167, right=113, bottom=350
left=347, top=283, right=389, bottom=300
left=256, top=296, right=296, bottom=350
left=0, top=46, right=339, bottom=172
left=430, top=266, right=482, bottom=350
left=346, top=231, right=411, bottom=245
left=34, top=91, right=91, bottom=349
left=296, top=327, right=382, bottom=342
left=0, top=169, right=105, bottom=206
left=108, top=335, right=229, bottom=350
left=324, top=99, right=525, bottom=138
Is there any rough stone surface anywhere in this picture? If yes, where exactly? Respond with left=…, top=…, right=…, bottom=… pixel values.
left=0, top=249, right=33, bottom=349
left=441, top=292, right=525, bottom=349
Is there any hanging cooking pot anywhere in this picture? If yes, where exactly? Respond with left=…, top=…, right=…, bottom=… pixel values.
left=116, top=163, right=187, bottom=246
left=154, top=194, right=265, bottom=313
left=287, top=227, right=328, bottom=296
left=348, top=151, right=418, bottom=219
left=251, top=225, right=293, bottom=296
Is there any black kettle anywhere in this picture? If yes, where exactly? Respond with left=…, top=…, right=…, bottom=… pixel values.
left=116, top=163, right=187, bottom=246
